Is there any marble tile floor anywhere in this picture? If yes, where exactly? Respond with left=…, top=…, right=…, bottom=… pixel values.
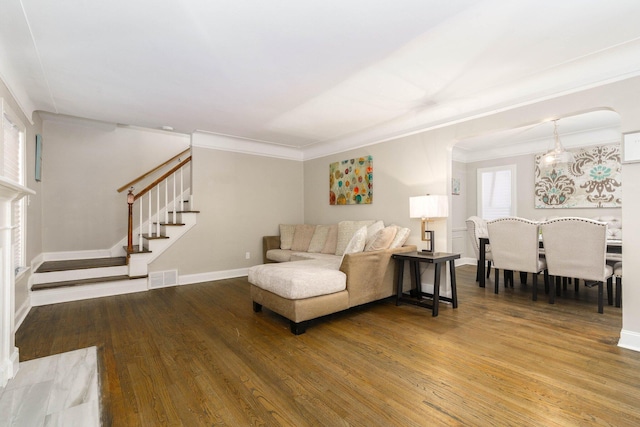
left=0, top=346, right=101, bottom=427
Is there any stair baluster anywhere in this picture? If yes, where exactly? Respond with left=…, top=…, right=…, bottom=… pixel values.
left=172, top=171, right=177, bottom=224
left=180, top=167, right=185, bottom=212
left=156, top=185, right=160, bottom=237
left=139, top=199, right=143, bottom=250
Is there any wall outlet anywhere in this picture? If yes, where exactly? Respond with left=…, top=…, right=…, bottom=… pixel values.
left=245, top=252, right=251, bottom=259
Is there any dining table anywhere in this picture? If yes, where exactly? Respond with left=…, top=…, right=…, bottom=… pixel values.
left=477, top=236, right=622, bottom=289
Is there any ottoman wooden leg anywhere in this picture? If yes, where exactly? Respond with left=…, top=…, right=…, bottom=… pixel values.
left=290, top=320, right=309, bottom=335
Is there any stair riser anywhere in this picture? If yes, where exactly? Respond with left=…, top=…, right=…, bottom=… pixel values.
left=31, top=278, right=148, bottom=306
left=32, top=265, right=129, bottom=285
left=168, top=213, right=183, bottom=223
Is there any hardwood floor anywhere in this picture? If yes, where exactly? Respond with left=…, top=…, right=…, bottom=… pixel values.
left=16, top=265, right=640, bottom=426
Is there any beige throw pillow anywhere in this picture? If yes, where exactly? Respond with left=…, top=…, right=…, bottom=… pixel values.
left=389, top=225, right=411, bottom=248
left=365, top=220, right=385, bottom=247
left=279, top=224, right=296, bottom=250
left=291, top=224, right=316, bottom=252
left=307, top=225, right=330, bottom=253
left=365, top=226, right=397, bottom=252
left=321, top=224, right=339, bottom=254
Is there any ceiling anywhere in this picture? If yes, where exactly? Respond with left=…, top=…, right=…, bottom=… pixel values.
left=2, top=0, right=640, bottom=158
left=453, top=109, right=622, bottom=162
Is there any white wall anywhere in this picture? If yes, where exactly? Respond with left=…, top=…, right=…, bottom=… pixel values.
left=451, top=161, right=468, bottom=259
left=149, top=138, right=304, bottom=276
left=41, top=118, right=190, bottom=252
left=303, top=131, right=452, bottom=253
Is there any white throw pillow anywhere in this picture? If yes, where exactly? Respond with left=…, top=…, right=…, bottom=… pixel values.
left=389, top=225, right=411, bottom=248
left=335, top=220, right=375, bottom=256
left=279, top=224, right=296, bottom=250
left=342, top=226, right=368, bottom=256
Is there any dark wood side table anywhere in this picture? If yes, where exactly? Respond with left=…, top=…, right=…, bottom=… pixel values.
left=392, top=251, right=460, bottom=316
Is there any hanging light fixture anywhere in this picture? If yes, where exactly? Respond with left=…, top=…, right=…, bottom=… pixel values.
left=541, top=120, right=575, bottom=165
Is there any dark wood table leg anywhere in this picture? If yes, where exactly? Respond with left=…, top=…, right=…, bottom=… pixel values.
left=448, top=259, right=458, bottom=309
left=412, top=260, right=422, bottom=299
left=479, top=239, right=486, bottom=288
left=395, top=258, right=404, bottom=305
left=432, top=263, right=441, bottom=317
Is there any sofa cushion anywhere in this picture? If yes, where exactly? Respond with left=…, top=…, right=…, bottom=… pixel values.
left=321, top=224, right=339, bottom=254
left=279, top=224, right=296, bottom=250
left=365, top=226, right=397, bottom=252
left=266, top=249, right=341, bottom=263
left=389, top=225, right=411, bottom=248
left=291, top=252, right=341, bottom=262
left=266, top=249, right=294, bottom=262
left=336, top=220, right=376, bottom=256
left=291, top=224, right=316, bottom=251
left=248, top=259, right=346, bottom=299
left=308, top=225, right=331, bottom=253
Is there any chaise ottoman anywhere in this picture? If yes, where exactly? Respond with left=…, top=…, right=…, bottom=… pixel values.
left=248, top=258, right=349, bottom=334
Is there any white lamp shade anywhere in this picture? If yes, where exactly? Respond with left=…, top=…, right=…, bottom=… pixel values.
left=409, top=195, right=449, bottom=219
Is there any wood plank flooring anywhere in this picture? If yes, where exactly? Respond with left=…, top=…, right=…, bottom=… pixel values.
left=15, top=265, right=640, bottom=426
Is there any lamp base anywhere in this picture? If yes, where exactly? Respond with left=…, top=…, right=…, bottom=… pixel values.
left=421, top=229, right=434, bottom=253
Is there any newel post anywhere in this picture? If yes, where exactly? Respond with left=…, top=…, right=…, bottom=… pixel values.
left=127, top=188, right=134, bottom=254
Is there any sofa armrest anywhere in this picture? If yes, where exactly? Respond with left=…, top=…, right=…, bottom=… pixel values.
left=340, top=245, right=416, bottom=307
left=263, top=236, right=281, bottom=263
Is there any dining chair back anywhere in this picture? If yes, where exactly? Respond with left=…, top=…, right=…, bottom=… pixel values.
left=540, top=217, right=613, bottom=313
left=487, top=217, right=547, bottom=298
left=466, top=216, right=492, bottom=281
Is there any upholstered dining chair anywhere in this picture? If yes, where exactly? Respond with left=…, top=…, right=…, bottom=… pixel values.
left=466, top=216, right=492, bottom=283
left=540, top=217, right=613, bottom=313
left=486, top=217, right=549, bottom=299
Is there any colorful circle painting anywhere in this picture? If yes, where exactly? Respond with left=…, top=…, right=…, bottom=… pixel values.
left=329, top=156, right=373, bottom=205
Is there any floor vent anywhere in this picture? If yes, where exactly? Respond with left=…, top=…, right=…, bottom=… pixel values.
left=149, top=270, right=179, bottom=289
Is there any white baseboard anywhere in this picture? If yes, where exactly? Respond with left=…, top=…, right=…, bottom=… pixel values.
left=14, top=298, right=31, bottom=332
left=618, top=329, right=640, bottom=353
left=41, top=249, right=115, bottom=262
left=179, top=268, right=248, bottom=285
left=456, top=257, right=476, bottom=267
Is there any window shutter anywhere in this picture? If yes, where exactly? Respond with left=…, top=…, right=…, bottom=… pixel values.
left=2, top=107, right=26, bottom=273
left=478, top=165, right=517, bottom=221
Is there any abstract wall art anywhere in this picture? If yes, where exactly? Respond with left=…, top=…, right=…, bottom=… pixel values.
left=534, top=143, right=621, bottom=208
left=329, top=156, right=373, bottom=205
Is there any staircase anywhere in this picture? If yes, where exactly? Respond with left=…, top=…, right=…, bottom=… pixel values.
left=30, top=149, right=198, bottom=306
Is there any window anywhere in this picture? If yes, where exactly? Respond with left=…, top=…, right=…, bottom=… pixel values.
left=477, top=165, right=516, bottom=220
left=1, top=99, right=26, bottom=275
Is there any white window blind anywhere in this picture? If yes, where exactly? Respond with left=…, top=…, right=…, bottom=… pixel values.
left=2, top=102, right=26, bottom=274
left=477, top=165, right=516, bottom=221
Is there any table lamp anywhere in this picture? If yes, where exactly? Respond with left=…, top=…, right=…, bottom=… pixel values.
left=409, top=194, right=449, bottom=253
